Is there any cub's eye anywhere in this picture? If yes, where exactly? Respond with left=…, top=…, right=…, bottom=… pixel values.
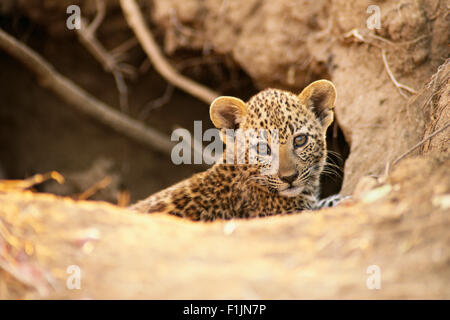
left=294, top=134, right=308, bottom=148
left=257, top=142, right=271, bottom=156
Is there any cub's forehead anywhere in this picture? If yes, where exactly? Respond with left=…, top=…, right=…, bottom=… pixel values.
left=243, top=88, right=316, bottom=132
left=247, top=88, right=300, bottom=113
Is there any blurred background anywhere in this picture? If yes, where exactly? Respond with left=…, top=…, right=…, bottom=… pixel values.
left=0, top=0, right=354, bottom=205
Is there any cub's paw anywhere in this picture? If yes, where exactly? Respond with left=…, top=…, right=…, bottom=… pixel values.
left=315, top=194, right=350, bottom=209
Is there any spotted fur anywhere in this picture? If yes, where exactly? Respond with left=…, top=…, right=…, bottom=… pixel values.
left=130, top=80, right=346, bottom=221
left=314, top=194, right=350, bottom=209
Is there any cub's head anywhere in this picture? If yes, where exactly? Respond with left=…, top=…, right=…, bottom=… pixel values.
left=210, top=80, right=337, bottom=197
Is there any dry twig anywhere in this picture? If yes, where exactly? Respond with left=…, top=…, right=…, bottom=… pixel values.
left=77, top=0, right=136, bottom=111
left=392, top=121, right=450, bottom=167
left=0, top=171, right=64, bottom=192
left=119, top=0, right=219, bottom=104
left=77, top=176, right=112, bottom=200
left=0, top=28, right=174, bottom=155
left=381, top=49, right=418, bottom=98
left=343, top=29, right=419, bottom=99
left=140, top=83, right=174, bottom=119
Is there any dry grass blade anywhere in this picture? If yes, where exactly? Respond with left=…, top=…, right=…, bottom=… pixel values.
left=0, top=171, right=64, bottom=192
left=76, top=176, right=112, bottom=200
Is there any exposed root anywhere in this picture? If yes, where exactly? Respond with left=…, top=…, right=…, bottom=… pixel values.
left=381, top=49, right=418, bottom=98
left=140, top=83, right=175, bottom=119
left=392, top=121, right=450, bottom=167
left=119, top=0, right=219, bottom=105
left=343, top=29, right=419, bottom=99
left=0, top=28, right=175, bottom=156
left=77, top=0, right=137, bottom=111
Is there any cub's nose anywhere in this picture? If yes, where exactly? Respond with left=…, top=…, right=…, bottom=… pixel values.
left=279, top=173, right=298, bottom=184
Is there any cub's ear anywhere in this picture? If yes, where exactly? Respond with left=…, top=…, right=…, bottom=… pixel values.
left=298, top=80, right=337, bottom=131
left=210, top=96, right=247, bottom=130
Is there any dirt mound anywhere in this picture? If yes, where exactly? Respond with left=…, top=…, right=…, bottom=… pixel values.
left=422, top=60, right=450, bottom=155
left=1, top=152, right=449, bottom=299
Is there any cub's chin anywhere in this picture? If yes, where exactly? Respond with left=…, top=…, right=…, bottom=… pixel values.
left=279, top=185, right=303, bottom=197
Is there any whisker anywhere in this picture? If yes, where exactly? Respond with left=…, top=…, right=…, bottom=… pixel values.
left=326, top=155, right=344, bottom=168
left=324, top=161, right=344, bottom=172
left=326, top=150, right=343, bottom=159
left=321, top=168, right=342, bottom=180
left=322, top=166, right=342, bottom=175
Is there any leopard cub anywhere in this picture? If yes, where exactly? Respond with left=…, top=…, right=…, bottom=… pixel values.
left=130, top=80, right=347, bottom=221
